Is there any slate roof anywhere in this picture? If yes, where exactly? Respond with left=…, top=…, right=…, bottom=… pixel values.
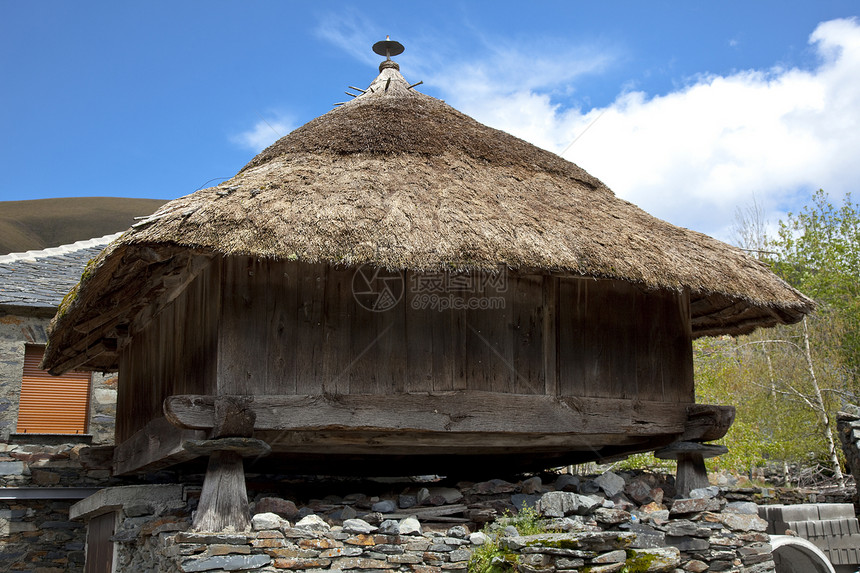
left=0, top=234, right=121, bottom=309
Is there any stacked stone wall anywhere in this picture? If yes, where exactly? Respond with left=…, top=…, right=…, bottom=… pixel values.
left=0, top=442, right=122, bottom=572
left=837, top=404, right=860, bottom=508
left=104, top=472, right=776, bottom=573
left=0, top=312, right=117, bottom=443
left=1, top=312, right=120, bottom=572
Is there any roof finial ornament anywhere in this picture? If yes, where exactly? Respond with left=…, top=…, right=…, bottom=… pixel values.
left=373, top=36, right=404, bottom=72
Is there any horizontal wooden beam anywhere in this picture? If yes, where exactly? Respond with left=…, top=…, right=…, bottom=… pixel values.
left=165, top=392, right=694, bottom=437
left=113, top=416, right=206, bottom=476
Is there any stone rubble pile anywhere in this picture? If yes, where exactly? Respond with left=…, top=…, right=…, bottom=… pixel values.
left=837, top=404, right=860, bottom=505
left=114, top=470, right=777, bottom=573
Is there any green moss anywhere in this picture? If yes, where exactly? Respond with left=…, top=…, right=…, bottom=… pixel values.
left=79, top=257, right=97, bottom=282
left=621, top=550, right=658, bottom=573
left=469, top=543, right=519, bottom=573
left=469, top=504, right=560, bottom=573
left=524, top=537, right=581, bottom=550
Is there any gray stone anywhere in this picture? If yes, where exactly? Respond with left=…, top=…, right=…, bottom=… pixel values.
left=416, top=487, right=431, bottom=505
left=503, top=525, right=520, bottom=537
left=645, top=510, right=670, bottom=523
left=295, top=514, right=330, bottom=531
left=371, top=499, right=397, bottom=513
left=725, top=501, right=758, bottom=514
left=398, top=494, right=417, bottom=509
left=688, top=486, right=721, bottom=499
left=664, top=535, right=710, bottom=551
left=255, top=497, right=299, bottom=519
left=626, top=547, right=681, bottom=572
left=579, top=480, right=600, bottom=494
left=625, top=479, right=655, bottom=504
left=342, top=518, right=377, bottom=534
left=623, top=523, right=666, bottom=549
left=428, top=487, right=463, bottom=504
left=663, top=520, right=698, bottom=537
left=251, top=512, right=283, bottom=531
left=718, top=512, right=768, bottom=531
left=469, top=532, right=489, bottom=545
left=450, top=548, right=472, bottom=562
left=502, top=531, right=635, bottom=552
left=0, top=461, right=25, bottom=475
left=180, top=554, right=271, bottom=572
left=594, top=549, right=627, bottom=563
left=669, top=498, right=711, bottom=515
left=594, top=472, right=626, bottom=498
left=683, top=559, right=708, bottom=572
left=330, top=505, right=358, bottom=522
left=511, top=494, right=541, bottom=511
left=379, top=519, right=400, bottom=535
left=554, top=474, right=580, bottom=492
left=594, top=508, right=631, bottom=525
left=447, top=525, right=469, bottom=539
left=399, top=516, right=422, bottom=535
left=537, top=491, right=601, bottom=517
left=556, top=557, right=585, bottom=569
left=521, top=476, right=542, bottom=494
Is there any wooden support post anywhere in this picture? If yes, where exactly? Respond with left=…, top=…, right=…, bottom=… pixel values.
left=193, top=450, right=251, bottom=532
left=183, top=396, right=269, bottom=533
left=655, top=441, right=728, bottom=498
left=674, top=452, right=709, bottom=497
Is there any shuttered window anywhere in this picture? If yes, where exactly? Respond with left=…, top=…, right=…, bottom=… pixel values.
left=16, top=345, right=91, bottom=434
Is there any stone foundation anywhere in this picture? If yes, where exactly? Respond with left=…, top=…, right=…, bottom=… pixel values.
left=78, top=472, right=777, bottom=573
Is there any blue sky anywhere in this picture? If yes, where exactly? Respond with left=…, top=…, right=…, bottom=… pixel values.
left=2, top=1, right=859, bottom=240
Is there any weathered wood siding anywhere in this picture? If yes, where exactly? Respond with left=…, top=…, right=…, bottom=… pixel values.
left=118, top=257, right=694, bottom=442
left=213, top=258, right=693, bottom=400
left=116, top=261, right=220, bottom=443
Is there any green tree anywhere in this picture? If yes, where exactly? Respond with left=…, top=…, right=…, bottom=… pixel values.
left=770, top=190, right=860, bottom=386
left=692, top=190, right=859, bottom=483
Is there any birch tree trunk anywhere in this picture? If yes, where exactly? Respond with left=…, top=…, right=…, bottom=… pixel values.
left=802, top=317, right=845, bottom=485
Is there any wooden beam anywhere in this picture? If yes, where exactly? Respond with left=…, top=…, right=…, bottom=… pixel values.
left=164, top=392, right=693, bottom=436
left=252, top=428, right=650, bottom=455
left=113, top=416, right=206, bottom=475
left=682, top=404, right=735, bottom=442
left=48, top=339, right=117, bottom=375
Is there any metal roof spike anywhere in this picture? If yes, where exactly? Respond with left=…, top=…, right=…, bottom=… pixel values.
left=372, top=36, right=404, bottom=60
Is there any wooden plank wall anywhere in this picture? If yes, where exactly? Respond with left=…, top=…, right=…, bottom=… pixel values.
left=213, top=258, right=693, bottom=402
left=115, top=261, right=220, bottom=443
left=117, top=257, right=694, bottom=443
left=557, top=279, right=694, bottom=402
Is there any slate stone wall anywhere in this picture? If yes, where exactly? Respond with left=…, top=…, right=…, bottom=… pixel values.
left=0, top=311, right=117, bottom=444
left=102, top=473, right=776, bottom=573
left=0, top=498, right=87, bottom=572
left=0, top=311, right=118, bottom=572
left=837, top=404, right=860, bottom=506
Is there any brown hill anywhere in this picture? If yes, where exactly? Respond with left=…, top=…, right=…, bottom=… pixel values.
left=0, top=197, right=167, bottom=255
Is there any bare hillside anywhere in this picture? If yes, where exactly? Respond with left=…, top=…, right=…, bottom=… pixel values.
left=0, top=197, right=167, bottom=255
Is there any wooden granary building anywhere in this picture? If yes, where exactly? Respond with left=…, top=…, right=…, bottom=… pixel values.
left=44, top=41, right=813, bottom=531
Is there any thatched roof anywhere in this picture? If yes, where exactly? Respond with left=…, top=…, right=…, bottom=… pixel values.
left=43, top=59, right=813, bottom=373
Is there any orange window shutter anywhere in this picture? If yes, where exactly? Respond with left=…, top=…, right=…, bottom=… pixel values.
left=17, top=345, right=91, bottom=434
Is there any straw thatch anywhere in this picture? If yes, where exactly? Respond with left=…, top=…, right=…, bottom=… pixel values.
left=43, top=61, right=813, bottom=373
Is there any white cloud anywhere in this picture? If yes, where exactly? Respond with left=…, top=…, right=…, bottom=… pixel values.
left=431, top=18, right=860, bottom=241
left=231, top=114, right=296, bottom=153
